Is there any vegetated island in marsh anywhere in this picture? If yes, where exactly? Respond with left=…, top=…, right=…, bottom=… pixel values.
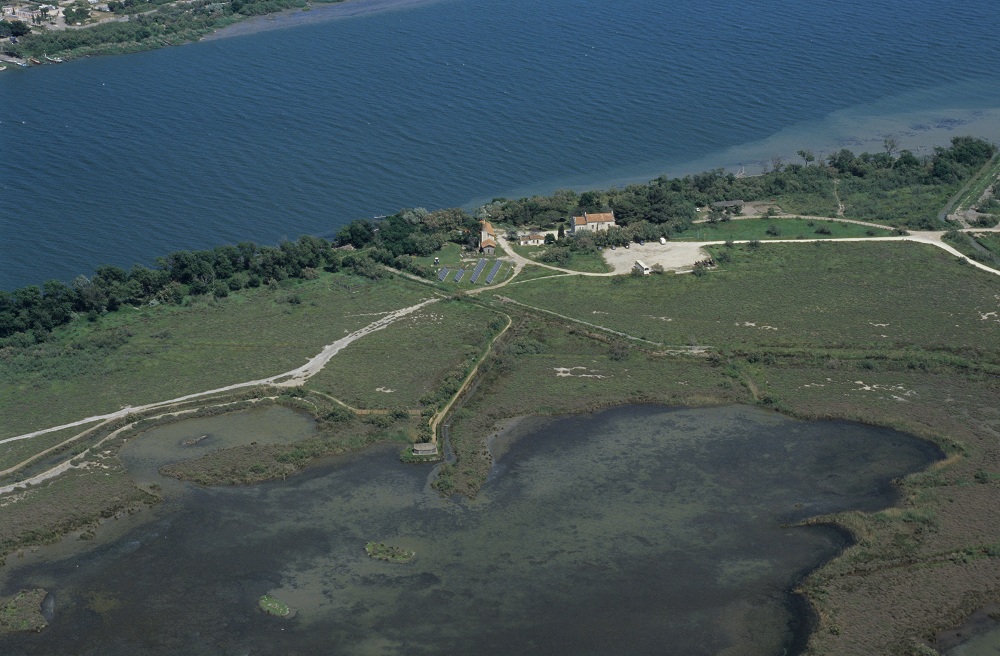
left=258, top=594, right=291, bottom=617
left=365, top=541, right=415, bottom=563
left=0, top=589, right=48, bottom=634
left=1, top=136, right=999, bottom=653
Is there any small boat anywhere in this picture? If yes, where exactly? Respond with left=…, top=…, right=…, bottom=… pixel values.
left=44, top=54, right=63, bottom=63
left=0, top=66, right=7, bottom=71
left=29, top=58, right=41, bottom=65
left=15, top=61, right=28, bottom=67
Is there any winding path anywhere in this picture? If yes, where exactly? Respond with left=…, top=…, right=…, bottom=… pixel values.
left=5, top=225, right=999, bottom=494
left=0, top=298, right=439, bottom=449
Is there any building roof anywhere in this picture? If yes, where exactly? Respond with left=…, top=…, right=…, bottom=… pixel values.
left=572, top=212, right=616, bottom=226
left=481, top=220, right=496, bottom=236
left=481, top=238, right=496, bottom=248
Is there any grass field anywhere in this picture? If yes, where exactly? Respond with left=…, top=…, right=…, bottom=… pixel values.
left=509, top=243, right=613, bottom=273
left=770, top=179, right=961, bottom=228
left=839, top=180, right=959, bottom=227
left=497, top=242, right=1000, bottom=362
left=0, top=272, right=432, bottom=440
left=675, top=218, right=892, bottom=242
left=305, top=298, right=503, bottom=410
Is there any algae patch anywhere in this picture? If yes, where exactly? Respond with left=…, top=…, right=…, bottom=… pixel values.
left=365, top=541, right=415, bottom=563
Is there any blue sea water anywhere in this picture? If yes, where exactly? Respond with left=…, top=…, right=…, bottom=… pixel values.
left=1, top=0, right=999, bottom=289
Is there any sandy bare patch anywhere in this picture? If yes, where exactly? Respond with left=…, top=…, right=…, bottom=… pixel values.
left=553, top=366, right=607, bottom=379
left=851, top=380, right=916, bottom=402
left=601, top=242, right=711, bottom=274
left=736, top=321, right=778, bottom=331
left=346, top=311, right=394, bottom=317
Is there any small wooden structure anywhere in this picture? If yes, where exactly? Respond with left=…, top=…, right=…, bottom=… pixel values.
left=412, top=442, right=437, bottom=457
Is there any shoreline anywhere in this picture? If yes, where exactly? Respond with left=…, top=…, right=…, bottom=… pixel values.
left=202, top=0, right=443, bottom=41
left=469, top=100, right=1000, bottom=209
left=0, top=0, right=439, bottom=66
left=1, top=400, right=942, bottom=655
left=1, top=236, right=996, bottom=651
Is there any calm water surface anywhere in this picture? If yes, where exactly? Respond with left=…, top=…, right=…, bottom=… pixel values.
left=0, top=405, right=939, bottom=655
left=2, top=0, right=1000, bottom=288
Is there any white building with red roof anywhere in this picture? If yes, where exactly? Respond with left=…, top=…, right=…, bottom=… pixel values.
left=570, top=211, right=616, bottom=234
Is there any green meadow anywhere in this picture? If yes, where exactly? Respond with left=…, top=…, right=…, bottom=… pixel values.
left=675, top=218, right=893, bottom=241
left=306, top=298, right=504, bottom=411
left=0, top=272, right=431, bottom=440
left=496, top=242, right=1000, bottom=362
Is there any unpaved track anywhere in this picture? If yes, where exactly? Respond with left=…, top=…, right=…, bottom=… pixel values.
left=1, top=298, right=439, bottom=448
left=5, top=229, right=999, bottom=493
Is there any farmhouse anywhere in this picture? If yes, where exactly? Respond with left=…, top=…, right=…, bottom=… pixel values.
left=570, top=211, right=616, bottom=234
left=518, top=233, right=545, bottom=246
left=480, top=220, right=496, bottom=255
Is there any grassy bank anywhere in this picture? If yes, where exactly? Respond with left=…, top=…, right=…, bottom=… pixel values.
left=0, top=270, right=430, bottom=440
left=953, top=153, right=1000, bottom=214
left=306, top=297, right=503, bottom=411
left=509, top=242, right=613, bottom=273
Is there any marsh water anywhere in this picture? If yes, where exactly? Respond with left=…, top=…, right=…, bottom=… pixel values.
left=0, top=405, right=939, bottom=655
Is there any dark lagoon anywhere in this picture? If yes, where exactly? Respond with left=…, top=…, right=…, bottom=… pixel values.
left=0, top=405, right=940, bottom=655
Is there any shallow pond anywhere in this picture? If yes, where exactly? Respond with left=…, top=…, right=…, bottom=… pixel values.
left=118, top=404, right=319, bottom=489
left=937, top=605, right=1000, bottom=656
left=0, top=405, right=939, bottom=655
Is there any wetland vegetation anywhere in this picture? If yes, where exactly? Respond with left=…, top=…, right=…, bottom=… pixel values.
left=2, top=139, right=1000, bottom=654
left=257, top=593, right=290, bottom=617
left=364, top=541, right=414, bottom=563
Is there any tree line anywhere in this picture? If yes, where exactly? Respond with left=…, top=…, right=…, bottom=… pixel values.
left=485, top=136, right=997, bottom=231
left=0, top=236, right=401, bottom=346
left=5, top=137, right=993, bottom=347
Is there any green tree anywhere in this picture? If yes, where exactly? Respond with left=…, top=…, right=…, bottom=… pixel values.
left=0, top=19, right=31, bottom=37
